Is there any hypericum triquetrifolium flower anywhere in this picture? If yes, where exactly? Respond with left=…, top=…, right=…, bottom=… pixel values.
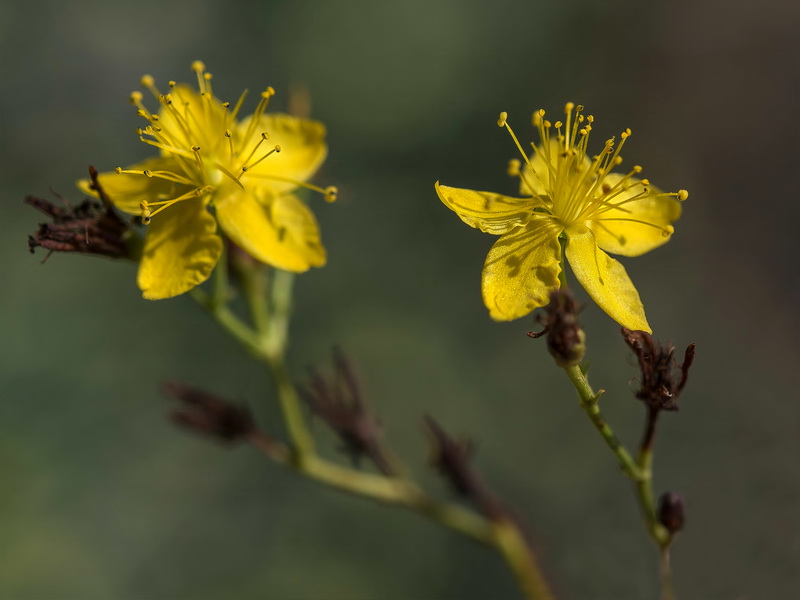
left=436, top=103, right=688, bottom=332
left=80, top=61, right=337, bottom=300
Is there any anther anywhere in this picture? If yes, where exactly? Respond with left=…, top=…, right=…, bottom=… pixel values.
left=224, top=129, right=232, bottom=137
left=554, top=121, right=563, bottom=129
left=587, top=115, right=595, bottom=123
left=140, top=75, right=155, bottom=88
left=633, top=165, right=643, bottom=173
left=222, top=101, right=230, bottom=108
left=324, top=186, right=338, bottom=203
left=168, top=80, right=176, bottom=88
left=204, top=73, right=212, bottom=81
left=565, top=102, right=575, bottom=112
left=114, top=167, right=123, bottom=174
left=262, top=87, right=275, bottom=99
left=143, top=170, right=153, bottom=177
left=130, top=91, right=143, bottom=103
left=261, top=132, right=270, bottom=140
left=497, top=111, right=508, bottom=127
left=274, top=144, right=281, bottom=152
left=678, top=189, right=689, bottom=201
left=191, top=60, right=206, bottom=72
left=507, top=159, right=521, bottom=176
left=640, top=178, right=650, bottom=186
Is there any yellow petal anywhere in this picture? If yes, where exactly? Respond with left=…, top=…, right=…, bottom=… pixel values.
left=589, top=174, right=682, bottom=257
left=77, top=158, right=190, bottom=216
left=564, top=224, right=651, bottom=332
left=137, top=199, right=222, bottom=300
left=435, top=182, right=543, bottom=235
left=235, top=113, right=327, bottom=195
left=482, top=214, right=564, bottom=321
left=215, top=190, right=325, bottom=272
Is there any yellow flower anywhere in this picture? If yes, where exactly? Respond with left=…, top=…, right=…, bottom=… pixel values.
left=79, top=61, right=336, bottom=300
left=436, top=103, right=687, bottom=333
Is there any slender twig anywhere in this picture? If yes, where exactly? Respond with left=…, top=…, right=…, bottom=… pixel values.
left=561, top=363, right=674, bottom=595
left=193, top=263, right=555, bottom=599
left=562, top=365, right=643, bottom=481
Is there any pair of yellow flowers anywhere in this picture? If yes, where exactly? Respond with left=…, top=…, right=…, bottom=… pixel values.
left=83, top=62, right=686, bottom=334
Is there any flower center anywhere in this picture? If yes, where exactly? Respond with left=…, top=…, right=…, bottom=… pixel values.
left=498, top=104, right=687, bottom=236
left=114, top=61, right=337, bottom=223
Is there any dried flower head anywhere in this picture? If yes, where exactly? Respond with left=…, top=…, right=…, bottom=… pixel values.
left=622, top=328, right=696, bottom=411
left=528, top=289, right=585, bottom=367
left=27, top=167, right=133, bottom=260
left=302, top=349, right=393, bottom=474
left=164, top=381, right=255, bottom=443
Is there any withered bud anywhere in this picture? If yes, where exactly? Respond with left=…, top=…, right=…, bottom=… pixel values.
left=27, top=166, right=135, bottom=261
left=657, top=491, right=685, bottom=534
left=164, top=381, right=255, bottom=443
left=424, top=416, right=505, bottom=521
left=528, top=289, right=586, bottom=367
left=622, top=328, right=696, bottom=412
left=302, top=349, right=392, bottom=474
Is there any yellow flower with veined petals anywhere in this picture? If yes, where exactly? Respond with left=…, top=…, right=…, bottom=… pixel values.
left=79, top=61, right=337, bottom=300
left=436, top=103, right=687, bottom=333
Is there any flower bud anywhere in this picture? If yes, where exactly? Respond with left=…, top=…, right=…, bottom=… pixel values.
left=657, top=491, right=685, bottom=534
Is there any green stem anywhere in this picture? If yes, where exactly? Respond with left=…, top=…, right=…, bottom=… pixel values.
left=199, top=263, right=553, bottom=599
left=562, top=365, right=642, bottom=481
left=191, top=288, right=263, bottom=356
left=660, top=546, right=675, bottom=600
left=562, top=363, right=674, bottom=597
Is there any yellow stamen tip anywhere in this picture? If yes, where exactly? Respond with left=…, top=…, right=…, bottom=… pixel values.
left=191, top=60, right=206, bottom=72
left=678, top=189, right=689, bottom=201
left=633, top=165, right=643, bottom=173
left=274, top=144, right=281, bottom=152
left=222, top=101, right=230, bottom=108
left=204, top=73, right=212, bottom=81
left=224, top=129, right=232, bottom=138
left=168, top=80, right=176, bottom=88
left=497, top=111, right=508, bottom=127
left=554, top=121, right=563, bottom=129
left=143, top=170, right=153, bottom=177
left=324, top=186, right=338, bottom=203
left=130, top=91, right=143, bottom=103
left=262, top=86, right=276, bottom=98
left=114, top=167, right=123, bottom=174
left=507, top=158, right=521, bottom=176
left=140, top=75, right=155, bottom=88
left=565, top=102, right=575, bottom=112
left=261, top=132, right=270, bottom=140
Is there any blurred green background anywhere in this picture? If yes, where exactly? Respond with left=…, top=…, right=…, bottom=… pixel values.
left=2, top=0, right=798, bottom=598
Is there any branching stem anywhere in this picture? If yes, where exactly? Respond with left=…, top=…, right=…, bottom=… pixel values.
left=193, top=263, right=554, bottom=600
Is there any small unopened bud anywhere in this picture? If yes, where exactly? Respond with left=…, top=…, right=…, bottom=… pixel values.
left=658, top=491, right=685, bottom=534
left=528, top=289, right=585, bottom=367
